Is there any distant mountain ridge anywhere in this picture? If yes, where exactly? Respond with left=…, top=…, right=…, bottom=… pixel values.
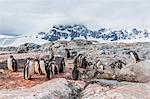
left=37, top=24, right=150, bottom=41
left=0, top=24, right=150, bottom=47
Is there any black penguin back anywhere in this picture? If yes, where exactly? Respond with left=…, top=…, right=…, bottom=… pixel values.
left=46, top=64, right=52, bottom=79
left=74, top=54, right=83, bottom=64
left=81, top=57, right=87, bottom=69
left=65, top=48, right=70, bottom=59
left=129, top=51, right=140, bottom=62
left=55, top=57, right=65, bottom=73
left=12, top=58, right=17, bottom=72
left=72, top=64, right=79, bottom=80
left=54, top=65, right=58, bottom=74
left=23, top=65, right=26, bottom=79
left=132, top=51, right=140, bottom=62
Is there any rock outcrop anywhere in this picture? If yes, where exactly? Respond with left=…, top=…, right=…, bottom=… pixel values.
left=81, top=81, right=150, bottom=99
left=80, top=60, right=150, bottom=83
left=118, top=60, right=150, bottom=82
left=17, top=43, right=41, bottom=53
left=0, top=78, right=85, bottom=99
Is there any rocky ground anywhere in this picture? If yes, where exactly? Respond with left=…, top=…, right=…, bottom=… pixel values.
left=0, top=41, right=150, bottom=99
left=0, top=77, right=150, bottom=99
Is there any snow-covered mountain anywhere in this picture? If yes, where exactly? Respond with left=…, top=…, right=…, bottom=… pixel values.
left=0, top=34, right=49, bottom=47
left=0, top=24, right=150, bottom=47
left=41, top=24, right=150, bottom=42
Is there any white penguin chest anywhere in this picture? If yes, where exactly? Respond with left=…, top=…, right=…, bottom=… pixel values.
left=100, top=65, right=104, bottom=70
left=130, top=52, right=136, bottom=61
left=7, top=58, right=13, bottom=70
left=34, top=61, right=40, bottom=73
left=40, top=61, right=46, bottom=74
left=28, top=61, right=35, bottom=75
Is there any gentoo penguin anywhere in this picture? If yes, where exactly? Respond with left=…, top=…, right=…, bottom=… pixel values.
left=74, top=54, right=83, bottom=65
left=46, top=63, right=53, bottom=79
left=81, top=57, right=88, bottom=69
left=96, top=61, right=105, bottom=70
left=24, top=58, right=35, bottom=80
left=128, top=51, right=140, bottom=63
left=109, top=62, right=116, bottom=69
left=115, top=60, right=126, bottom=69
left=61, top=57, right=66, bottom=72
left=49, top=61, right=59, bottom=75
left=65, top=48, right=70, bottom=59
left=100, top=64, right=105, bottom=70
left=39, top=58, right=48, bottom=75
left=34, top=59, right=41, bottom=74
left=7, top=55, right=17, bottom=72
left=72, top=64, right=79, bottom=80
left=55, top=57, right=66, bottom=73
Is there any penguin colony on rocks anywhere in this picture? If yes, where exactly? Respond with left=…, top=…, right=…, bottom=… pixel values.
left=4, top=47, right=69, bottom=80
left=71, top=50, right=140, bottom=80
left=4, top=47, right=141, bottom=81
left=72, top=54, right=89, bottom=80
left=23, top=46, right=69, bottom=80
left=24, top=55, right=66, bottom=80
left=74, top=54, right=88, bottom=69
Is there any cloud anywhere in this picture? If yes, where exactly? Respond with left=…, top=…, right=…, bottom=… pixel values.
left=0, top=0, right=150, bottom=35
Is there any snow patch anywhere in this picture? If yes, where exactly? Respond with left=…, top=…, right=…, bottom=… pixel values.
left=0, top=35, right=49, bottom=47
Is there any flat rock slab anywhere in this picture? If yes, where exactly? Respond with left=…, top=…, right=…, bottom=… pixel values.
left=81, top=82, right=150, bottom=99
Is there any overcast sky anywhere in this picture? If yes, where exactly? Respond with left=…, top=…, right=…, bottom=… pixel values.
left=0, top=0, right=150, bottom=35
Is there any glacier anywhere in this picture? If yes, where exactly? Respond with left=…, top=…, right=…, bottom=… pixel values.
left=0, top=34, right=49, bottom=47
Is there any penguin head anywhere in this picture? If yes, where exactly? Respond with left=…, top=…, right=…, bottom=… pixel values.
left=26, top=57, right=31, bottom=61
left=127, top=51, right=135, bottom=55
left=40, top=58, right=44, bottom=60
left=128, top=51, right=135, bottom=57
left=27, top=57, right=30, bottom=60
left=65, top=48, right=68, bottom=51
left=34, top=58, right=39, bottom=61
left=30, top=58, right=33, bottom=60
left=10, top=55, right=13, bottom=58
